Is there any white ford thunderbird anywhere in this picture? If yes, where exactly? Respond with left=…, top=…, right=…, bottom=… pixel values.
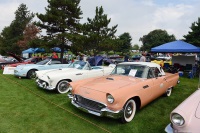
left=35, top=60, right=115, bottom=93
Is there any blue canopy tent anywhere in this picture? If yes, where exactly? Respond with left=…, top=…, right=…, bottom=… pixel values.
left=88, top=55, right=103, bottom=66
left=51, top=47, right=68, bottom=53
left=22, top=48, right=35, bottom=54
left=151, top=40, right=200, bottom=78
left=22, top=48, right=45, bottom=54
left=34, top=48, right=45, bottom=53
left=51, top=47, right=61, bottom=52
left=151, top=40, right=200, bottom=53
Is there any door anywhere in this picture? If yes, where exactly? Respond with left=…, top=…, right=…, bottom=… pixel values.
left=151, top=67, right=168, bottom=98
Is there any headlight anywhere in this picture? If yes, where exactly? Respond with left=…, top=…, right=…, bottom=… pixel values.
left=171, top=113, right=185, bottom=126
left=107, top=94, right=114, bottom=103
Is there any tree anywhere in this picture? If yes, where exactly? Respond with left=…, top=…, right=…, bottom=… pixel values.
left=80, top=6, right=118, bottom=55
left=183, top=17, right=200, bottom=47
left=0, top=3, right=34, bottom=55
left=17, top=23, right=40, bottom=51
left=117, top=32, right=132, bottom=54
left=36, top=0, right=82, bottom=62
left=139, top=29, right=176, bottom=52
left=132, top=44, right=139, bottom=50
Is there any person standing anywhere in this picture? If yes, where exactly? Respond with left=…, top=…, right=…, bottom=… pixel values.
left=52, top=52, right=58, bottom=58
left=124, top=54, right=129, bottom=62
left=139, top=53, right=146, bottom=62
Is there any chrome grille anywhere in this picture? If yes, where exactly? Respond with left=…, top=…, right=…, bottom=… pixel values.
left=38, top=79, right=49, bottom=86
left=74, top=95, right=106, bottom=113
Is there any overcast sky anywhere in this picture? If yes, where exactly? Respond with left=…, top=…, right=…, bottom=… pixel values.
left=0, top=0, right=200, bottom=46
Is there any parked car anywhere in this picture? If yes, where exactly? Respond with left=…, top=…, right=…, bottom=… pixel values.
left=14, top=58, right=69, bottom=79
left=156, top=54, right=171, bottom=60
left=151, top=58, right=172, bottom=67
left=0, top=52, right=24, bottom=69
left=68, top=62, right=180, bottom=123
left=3, top=57, right=42, bottom=69
left=103, top=56, right=124, bottom=65
left=165, top=88, right=200, bottom=133
left=35, top=60, right=115, bottom=94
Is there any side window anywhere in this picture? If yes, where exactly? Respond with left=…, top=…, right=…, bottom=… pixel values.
left=147, top=68, right=154, bottom=79
left=51, top=60, right=61, bottom=64
left=153, top=67, right=161, bottom=77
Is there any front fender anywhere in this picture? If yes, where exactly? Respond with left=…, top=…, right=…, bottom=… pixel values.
left=107, top=87, right=142, bottom=111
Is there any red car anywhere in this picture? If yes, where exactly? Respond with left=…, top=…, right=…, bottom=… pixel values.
left=5, top=57, right=42, bottom=68
left=0, top=53, right=23, bottom=69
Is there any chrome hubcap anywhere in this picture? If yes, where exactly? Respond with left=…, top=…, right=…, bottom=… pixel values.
left=125, top=104, right=133, bottom=118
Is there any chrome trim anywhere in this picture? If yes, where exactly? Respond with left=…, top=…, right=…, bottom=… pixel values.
left=165, top=123, right=174, bottom=133
left=75, top=94, right=107, bottom=107
left=69, top=94, right=123, bottom=119
left=68, top=93, right=73, bottom=99
left=36, top=79, right=55, bottom=90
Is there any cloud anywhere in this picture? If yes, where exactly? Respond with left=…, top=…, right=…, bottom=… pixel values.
left=0, top=0, right=200, bottom=46
left=0, top=2, right=18, bottom=30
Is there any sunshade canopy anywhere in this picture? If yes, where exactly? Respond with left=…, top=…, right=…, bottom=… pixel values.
left=151, top=40, right=200, bottom=53
left=22, top=48, right=45, bottom=54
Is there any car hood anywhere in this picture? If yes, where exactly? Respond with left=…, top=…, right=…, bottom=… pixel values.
left=78, top=75, right=142, bottom=93
left=8, top=52, right=23, bottom=62
left=172, top=89, right=200, bottom=119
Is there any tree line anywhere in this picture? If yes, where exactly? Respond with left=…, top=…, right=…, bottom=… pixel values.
left=0, top=0, right=200, bottom=60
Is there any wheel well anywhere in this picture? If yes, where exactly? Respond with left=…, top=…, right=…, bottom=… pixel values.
left=27, top=69, right=38, bottom=77
left=131, top=96, right=141, bottom=111
left=63, top=79, right=72, bottom=82
left=56, top=79, right=72, bottom=88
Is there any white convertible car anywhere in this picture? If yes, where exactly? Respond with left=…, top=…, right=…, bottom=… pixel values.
left=36, top=60, right=115, bottom=93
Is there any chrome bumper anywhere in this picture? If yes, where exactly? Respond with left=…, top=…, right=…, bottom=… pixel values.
left=165, top=123, right=174, bottom=133
left=36, top=79, right=55, bottom=90
left=68, top=93, right=123, bottom=119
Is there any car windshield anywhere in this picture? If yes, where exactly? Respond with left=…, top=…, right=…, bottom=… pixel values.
left=36, top=58, right=50, bottom=65
left=68, top=60, right=87, bottom=69
left=111, top=64, right=148, bottom=78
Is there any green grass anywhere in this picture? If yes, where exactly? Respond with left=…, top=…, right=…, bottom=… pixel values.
left=0, top=71, right=198, bottom=133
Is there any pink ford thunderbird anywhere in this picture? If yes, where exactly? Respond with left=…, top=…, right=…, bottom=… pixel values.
left=68, top=62, right=180, bottom=123
left=165, top=88, right=200, bottom=132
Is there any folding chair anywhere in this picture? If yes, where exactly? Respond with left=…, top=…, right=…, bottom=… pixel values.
left=184, top=64, right=193, bottom=78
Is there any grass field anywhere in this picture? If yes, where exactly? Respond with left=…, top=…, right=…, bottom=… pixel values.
left=0, top=70, right=198, bottom=133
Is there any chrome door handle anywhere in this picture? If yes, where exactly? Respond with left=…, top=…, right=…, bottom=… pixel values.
left=76, top=73, right=83, bottom=75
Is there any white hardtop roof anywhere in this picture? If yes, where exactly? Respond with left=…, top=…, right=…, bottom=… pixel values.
left=119, top=62, right=161, bottom=68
